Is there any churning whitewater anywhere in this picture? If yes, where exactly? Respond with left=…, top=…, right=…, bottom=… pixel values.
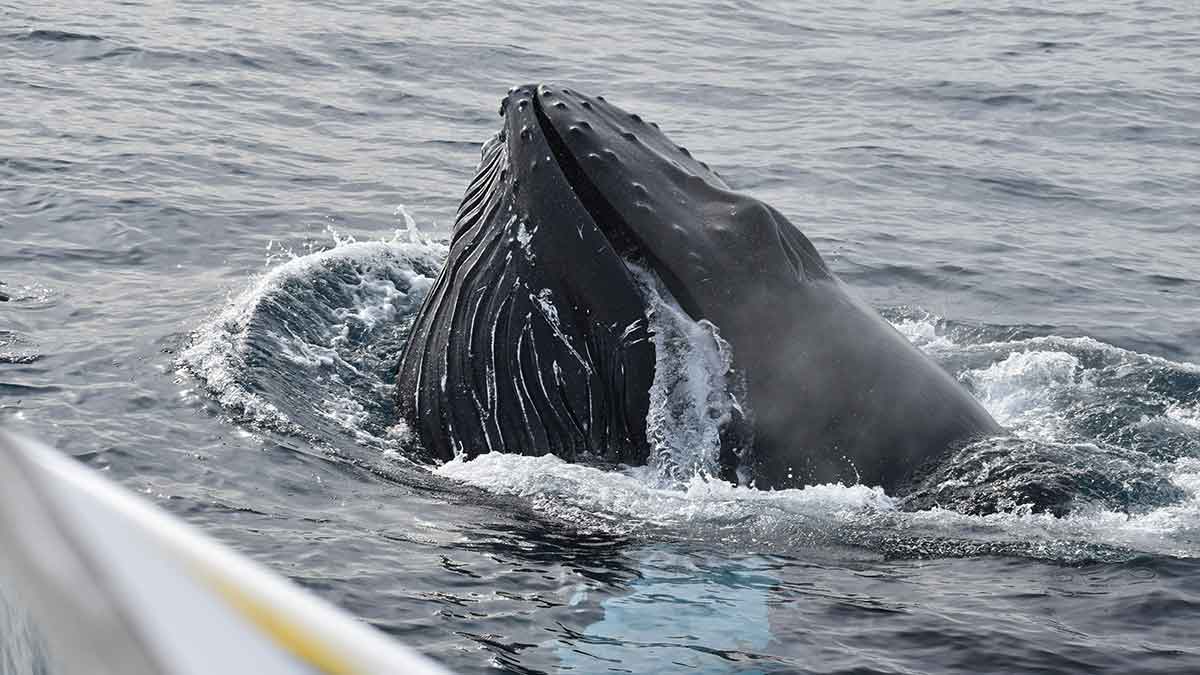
left=180, top=230, right=1200, bottom=562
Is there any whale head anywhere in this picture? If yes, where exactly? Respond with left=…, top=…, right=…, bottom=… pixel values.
left=397, top=83, right=831, bottom=481
left=396, top=83, right=818, bottom=471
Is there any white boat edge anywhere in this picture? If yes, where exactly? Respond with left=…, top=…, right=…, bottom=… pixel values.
left=0, top=430, right=454, bottom=675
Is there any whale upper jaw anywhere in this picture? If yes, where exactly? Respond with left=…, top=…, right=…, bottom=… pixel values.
left=500, top=83, right=833, bottom=328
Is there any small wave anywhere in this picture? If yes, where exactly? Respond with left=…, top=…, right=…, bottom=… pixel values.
left=894, top=313, right=1199, bottom=446
left=17, top=29, right=103, bottom=43
left=980, top=94, right=1036, bottom=106
left=178, top=226, right=446, bottom=458
left=890, top=456, right=1200, bottom=559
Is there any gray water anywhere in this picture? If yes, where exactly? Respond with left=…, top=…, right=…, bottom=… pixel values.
left=3, top=1, right=1199, bottom=673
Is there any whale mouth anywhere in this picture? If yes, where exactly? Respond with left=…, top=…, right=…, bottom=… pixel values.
left=532, top=96, right=643, bottom=262
left=531, top=93, right=705, bottom=321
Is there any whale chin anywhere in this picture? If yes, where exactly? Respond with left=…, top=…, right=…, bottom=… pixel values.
left=393, top=86, right=659, bottom=470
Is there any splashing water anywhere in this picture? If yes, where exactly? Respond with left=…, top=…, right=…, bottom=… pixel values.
left=181, top=237, right=1200, bottom=561
left=964, top=349, right=1085, bottom=436
left=627, top=264, right=747, bottom=487
left=178, top=226, right=447, bottom=459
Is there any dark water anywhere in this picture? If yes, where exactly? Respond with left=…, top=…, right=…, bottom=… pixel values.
left=4, top=1, right=1200, bottom=673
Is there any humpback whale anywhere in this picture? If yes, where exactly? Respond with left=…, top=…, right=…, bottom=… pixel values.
left=396, top=84, right=1002, bottom=491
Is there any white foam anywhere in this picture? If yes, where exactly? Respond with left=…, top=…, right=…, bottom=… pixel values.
left=1165, top=403, right=1200, bottom=431
left=962, top=350, right=1083, bottom=438
left=892, top=316, right=956, bottom=351
left=276, top=331, right=356, bottom=371
left=336, top=271, right=429, bottom=337
left=970, top=334, right=1200, bottom=372
left=436, top=452, right=894, bottom=536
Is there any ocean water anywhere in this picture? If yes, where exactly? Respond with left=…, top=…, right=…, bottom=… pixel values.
left=3, top=1, right=1200, bottom=673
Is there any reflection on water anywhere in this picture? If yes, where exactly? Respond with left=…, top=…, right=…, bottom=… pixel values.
left=555, top=546, right=775, bottom=674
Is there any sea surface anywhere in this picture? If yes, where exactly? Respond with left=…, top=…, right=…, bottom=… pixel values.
left=3, top=1, right=1199, bottom=673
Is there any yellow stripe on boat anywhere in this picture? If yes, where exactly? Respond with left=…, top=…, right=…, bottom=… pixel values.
left=198, top=566, right=359, bottom=675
